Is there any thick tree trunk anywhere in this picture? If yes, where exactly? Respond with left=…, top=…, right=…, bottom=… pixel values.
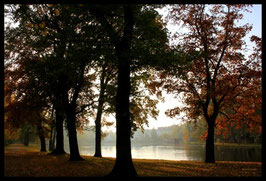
left=107, top=5, right=137, bottom=177
left=38, top=122, right=47, bottom=152
left=67, top=109, right=84, bottom=161
left=50, top=108, right=66, bottom=155
left=108, top=59, right=137, bottom=177
left=39, top=134, right=46, bottom=152
left=49, top=121, right=56, bottom=152
left=205, top=120, right=215, bottom=163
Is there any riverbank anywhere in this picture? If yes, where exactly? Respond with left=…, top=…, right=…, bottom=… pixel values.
left=187, top=142, right=262, bottom=147
left=4, top=144, right=262, bottom=177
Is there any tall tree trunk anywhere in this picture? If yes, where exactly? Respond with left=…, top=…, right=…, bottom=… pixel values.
left=49, top=128, right=56, bottom=151
left=38, top=121, right=46, bottom=152
left=94, top=98, right=104, bottom=157
left=51, top=107, right=66, bottom=155
left=94, top=68, right=106, bottom=158
left=66, top=108, right=84, bottom=161
left=39, top=132, right=46, bottom=152
left=107, top=5, right=137, bottom=177
left=49, top=120, right=56, bottom=152
left=108, top=58, right=137, bottom=177
left=108, top=59, right=136, bottom=177
left=205, top=119, right=215, bottom=163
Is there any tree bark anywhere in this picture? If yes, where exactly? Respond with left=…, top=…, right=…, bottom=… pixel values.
left=107, top=5, right=137, bottom=177
left=94, top=67, right=107, bottom=158
left=66, top=108, right=84, bottom=161
left=94, top=96, right=104, bottom=157
left=50, top=107, right=66, bottom=155
left=90, top=5, right=137, bottom=176
left=108, top=59, right=137, bottom=177
left=39, top=133, right=46, bottom=152
left=49, top=120, right=56, bottom=152
left=38, top=121, right=47, bottom=152
left=205, top=119, right=215, bottom=163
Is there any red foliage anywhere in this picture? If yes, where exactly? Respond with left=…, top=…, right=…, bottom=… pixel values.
left=163, top=5, right=261, bottom=135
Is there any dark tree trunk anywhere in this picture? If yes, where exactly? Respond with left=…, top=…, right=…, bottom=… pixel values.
left=94, top=98, right=104, bottom=157
left=66, top=108, right=84, bottom=161
left=107, top=5, right=137, bottom=177
left=205, top=120, right=215, bottom=163
left=38, top=121, right=47, bottom=152
left=108, top=59, right=137, bottom=177
left=50, top=108, right=66, bottom=155
left=39, top=133, right=46, bottom=152
left=49, top=120, right=56, bottom=152
left=90, top=5, right=136, bottom=176
left=94, top=68, right=106, bottom=158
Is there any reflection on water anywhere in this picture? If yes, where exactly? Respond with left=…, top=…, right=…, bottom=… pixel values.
left=73, top=144, right=261, bottom=162
left=132, top=146, right=188, bottom=160
left=214, top=145, right=261, bottom=162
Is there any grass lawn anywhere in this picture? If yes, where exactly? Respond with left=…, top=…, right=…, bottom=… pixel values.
left=4, top=144, right=262, bottom=177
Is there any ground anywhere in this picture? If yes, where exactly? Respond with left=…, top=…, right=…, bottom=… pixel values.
left=4, top=144, right=262, bottom=177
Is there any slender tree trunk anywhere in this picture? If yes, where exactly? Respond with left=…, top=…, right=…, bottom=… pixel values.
left=51, top=108, right=66, bottom=155
left=66, top=108, right=84, bottom=161
left=38, top=121, right=47, bottom=152
left=94, top=70, right=106, bottom=158
left=205, top=119, right=215, bottom=163
left=94, top=99, right=104, bottom=157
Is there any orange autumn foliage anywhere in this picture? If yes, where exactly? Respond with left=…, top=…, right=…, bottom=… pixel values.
left=162, top=4, right=261, bottom=137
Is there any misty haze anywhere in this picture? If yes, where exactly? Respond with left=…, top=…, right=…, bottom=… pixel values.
left=63, top=122, right=261, bottom=162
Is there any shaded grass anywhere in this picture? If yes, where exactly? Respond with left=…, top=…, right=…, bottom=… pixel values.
left=4, top=144, right=261, bottom=177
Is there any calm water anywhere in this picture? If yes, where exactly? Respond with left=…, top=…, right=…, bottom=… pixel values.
left=74, top=144, right=261, bottom=162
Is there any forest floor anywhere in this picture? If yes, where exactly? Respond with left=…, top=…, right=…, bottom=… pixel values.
left=4, top=144, right=262, bottom=177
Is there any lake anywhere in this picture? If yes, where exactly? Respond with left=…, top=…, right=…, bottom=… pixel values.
left=67, top=144, right=261, bottom=162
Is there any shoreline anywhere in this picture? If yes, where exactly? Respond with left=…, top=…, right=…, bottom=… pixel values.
left=4, top=144, right=262, bottom=177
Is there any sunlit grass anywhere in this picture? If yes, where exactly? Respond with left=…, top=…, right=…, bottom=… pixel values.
left=4, top=144, right=261, bottom=177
